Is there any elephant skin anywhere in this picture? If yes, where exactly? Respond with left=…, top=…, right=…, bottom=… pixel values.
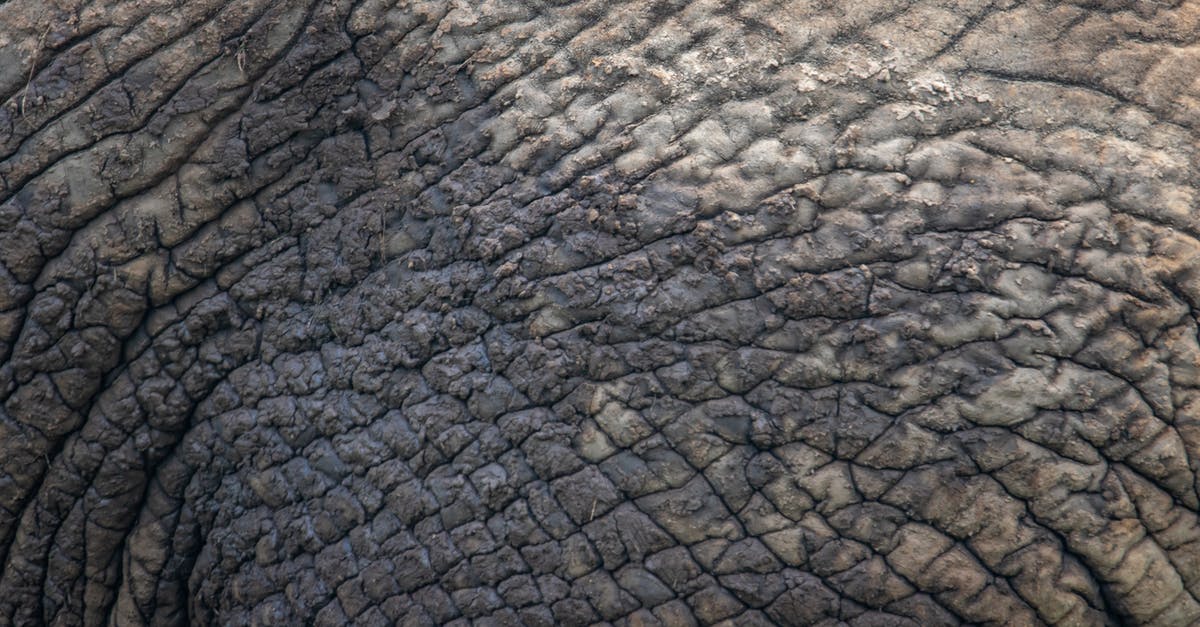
left=1, top=0, right=1200, bottom=625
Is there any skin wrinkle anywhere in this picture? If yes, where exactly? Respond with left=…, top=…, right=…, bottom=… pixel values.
left=0, top=0, right=1199, bottom=625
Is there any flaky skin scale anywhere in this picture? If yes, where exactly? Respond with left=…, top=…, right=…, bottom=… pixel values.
left=1, top=0, right=1199, bottom=625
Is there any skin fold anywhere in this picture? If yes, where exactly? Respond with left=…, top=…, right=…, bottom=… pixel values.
left=1, top=0, right=1199, bottom=625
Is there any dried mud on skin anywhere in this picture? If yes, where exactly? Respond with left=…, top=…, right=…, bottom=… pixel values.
left=1, top=0, right=1200, bottom=625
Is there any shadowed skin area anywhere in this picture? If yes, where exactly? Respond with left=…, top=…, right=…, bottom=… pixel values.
left=1, top=0, right=1200, bottom=625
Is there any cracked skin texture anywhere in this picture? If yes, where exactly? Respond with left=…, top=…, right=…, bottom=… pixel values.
left=1, top=0, right=1200, bottom=626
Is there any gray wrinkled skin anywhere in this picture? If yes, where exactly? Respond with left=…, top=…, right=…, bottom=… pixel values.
left=1, top=0, right=1199, bottom=625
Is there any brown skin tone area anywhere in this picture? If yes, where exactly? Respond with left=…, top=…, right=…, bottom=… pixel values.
left=1, top=1, right=1199, bottom=625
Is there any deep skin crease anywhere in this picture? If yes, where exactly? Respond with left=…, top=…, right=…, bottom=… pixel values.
left=1, top=0, right=1200, bottom=625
